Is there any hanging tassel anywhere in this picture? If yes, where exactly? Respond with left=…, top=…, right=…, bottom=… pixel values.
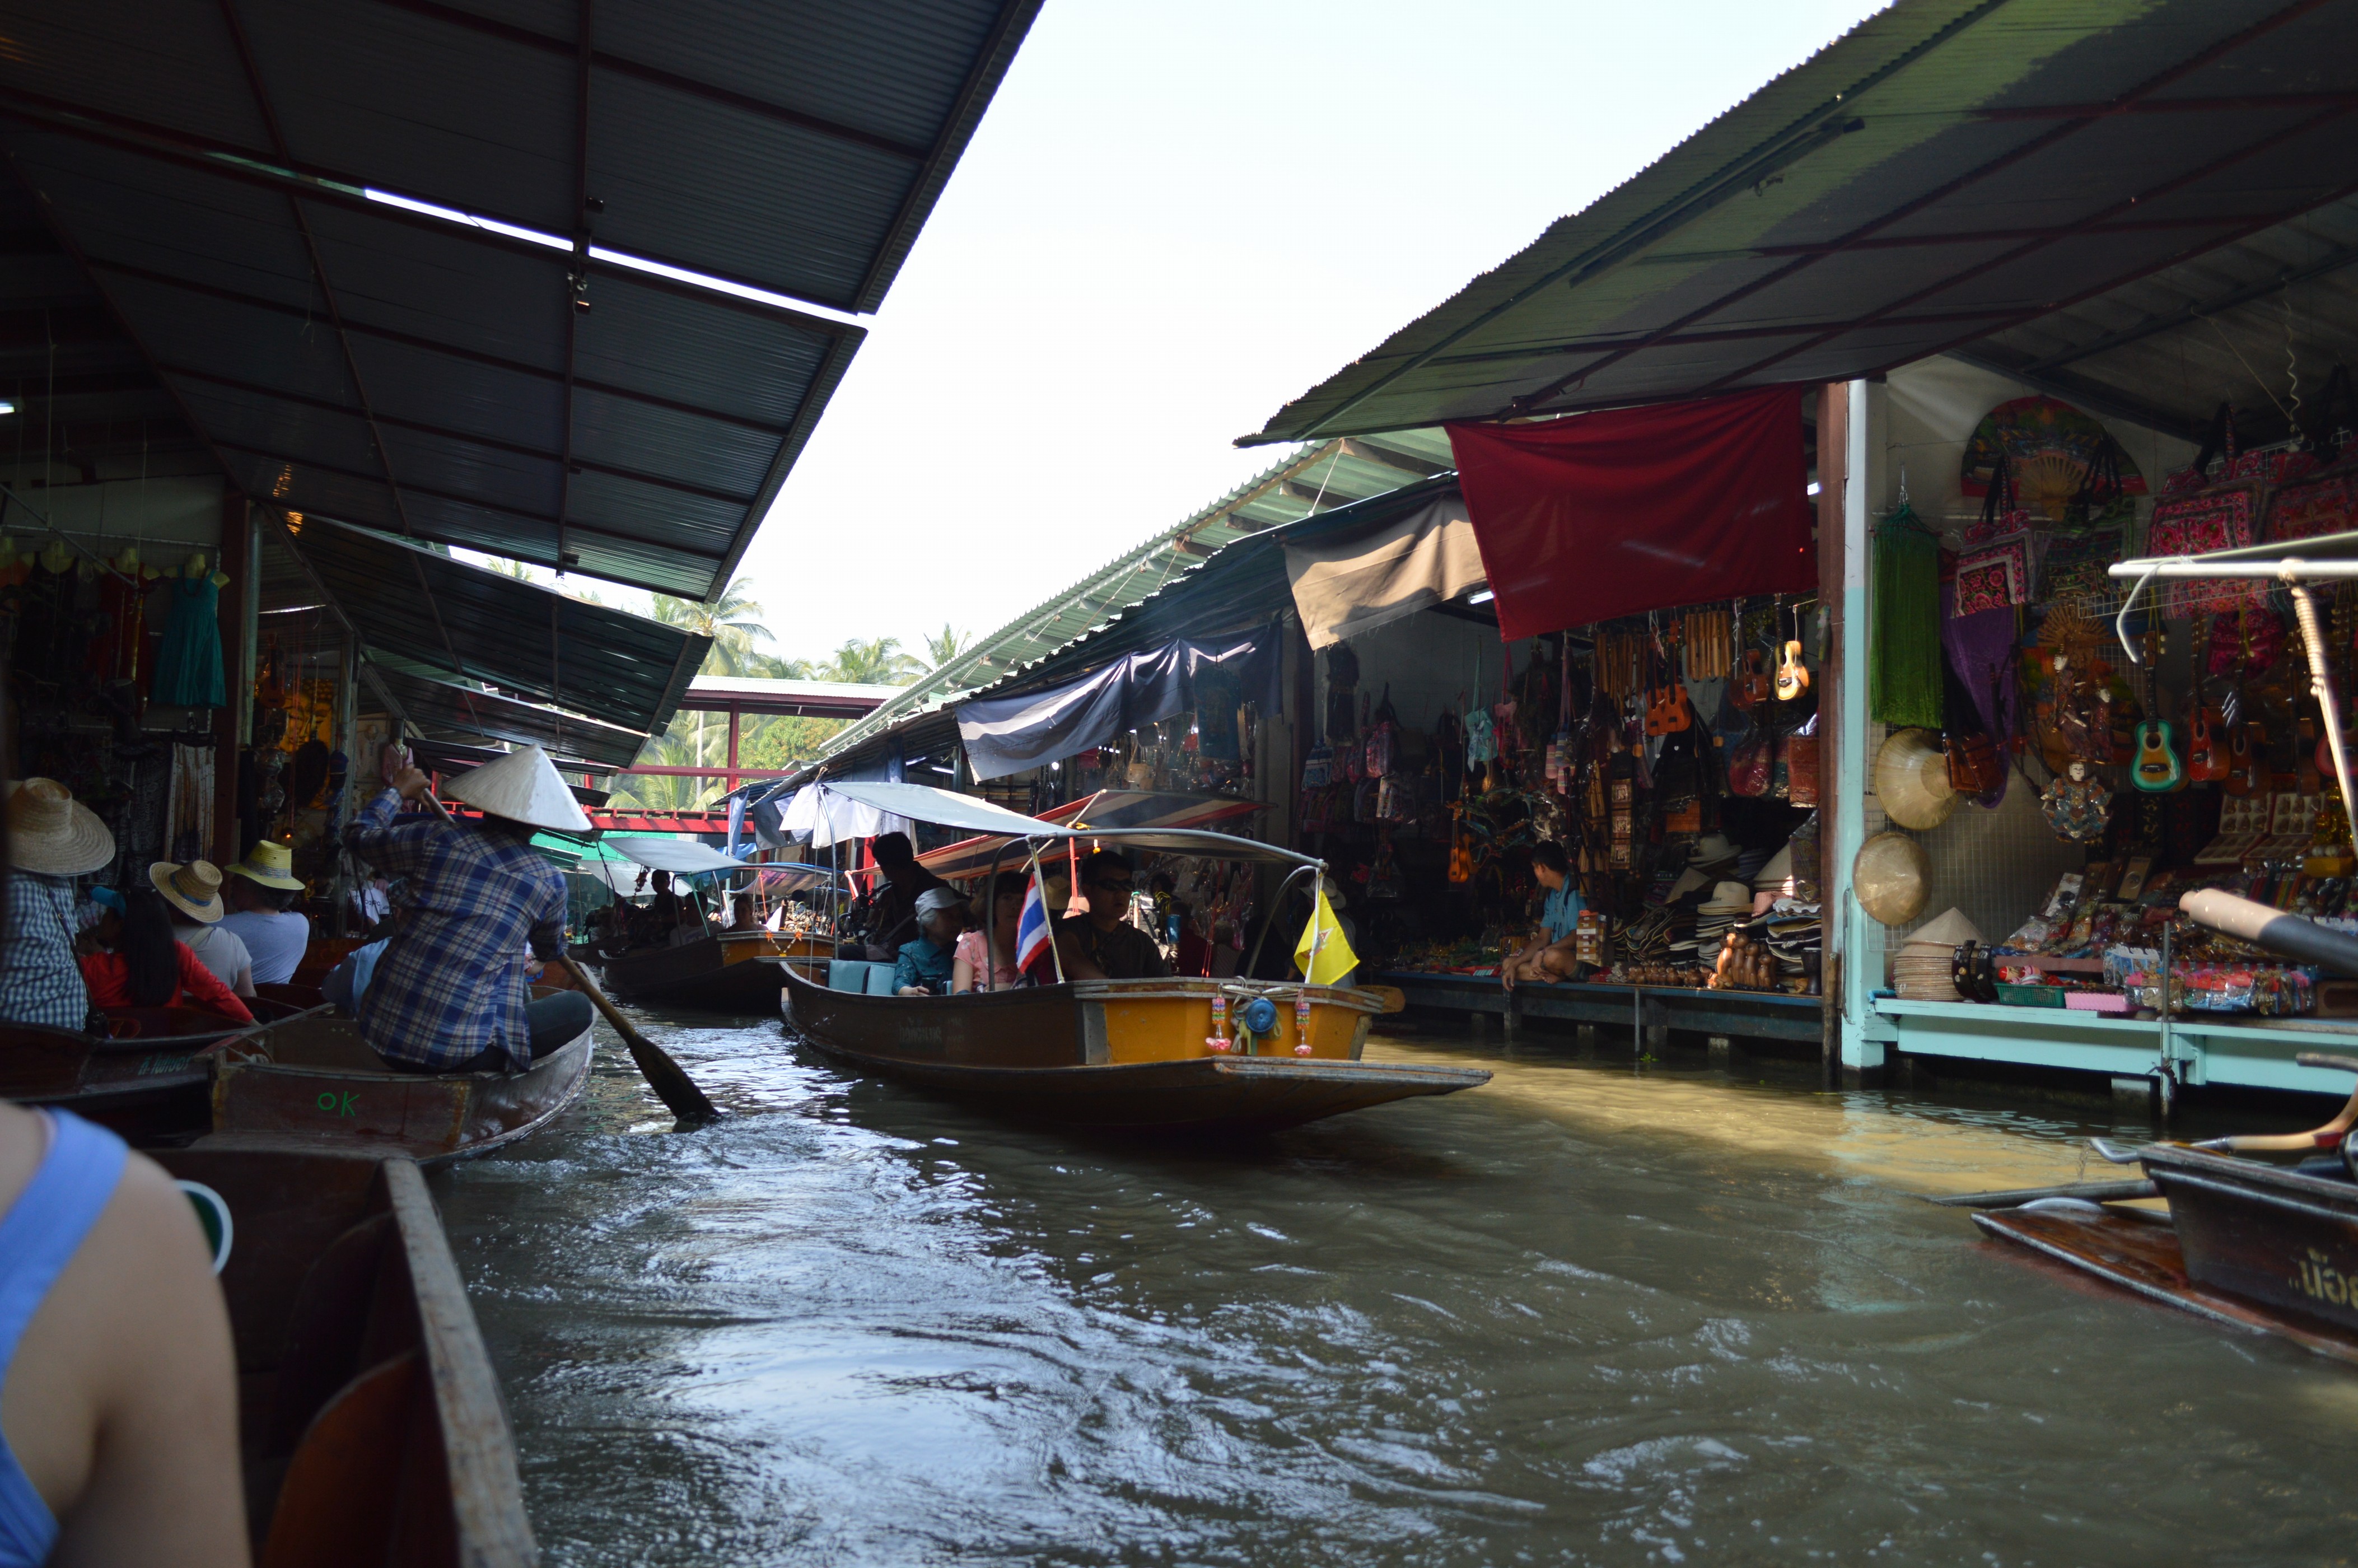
left=1870, top=503, right=1944, bottom=729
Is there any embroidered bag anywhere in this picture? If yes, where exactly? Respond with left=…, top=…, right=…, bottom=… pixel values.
left=2147, top=403, right=2270, bottom=616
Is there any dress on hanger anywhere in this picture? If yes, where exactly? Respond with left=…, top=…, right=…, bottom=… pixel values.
left=151, top=576, right=225, bottom=708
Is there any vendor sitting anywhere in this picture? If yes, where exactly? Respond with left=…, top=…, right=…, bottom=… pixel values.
left=1501, top=841, right=1583, bottom=991
left=341, top=745, right=594, bottom=1074
left=893, top=886, right=966, bottom=996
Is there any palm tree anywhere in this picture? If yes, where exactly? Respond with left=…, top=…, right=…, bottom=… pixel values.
left=824, top=637, right=922, bottom=687
left=610, top=732, right=710, bottom=813
left=744, top=650, right=814, bottom=680
left=923, top=623, right=972, bottom=671
left=652, top=578, right=772, bottom=677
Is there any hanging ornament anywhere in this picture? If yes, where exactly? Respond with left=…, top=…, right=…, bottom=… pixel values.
left=2039, top=760, right=2113, bottom=842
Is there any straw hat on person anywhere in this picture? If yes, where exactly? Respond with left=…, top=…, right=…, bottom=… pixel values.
left=6, top=778, right=116, bottom=876
left=150, top=858, right=227, bottom=922
left=225, top=839, right=306, bottom=892
left=443, top=743, right=591, bottom=833
left=1875, top=728, right=1957, bottom=831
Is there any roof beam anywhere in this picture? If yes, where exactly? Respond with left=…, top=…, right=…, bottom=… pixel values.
left=2018, top=236, right=2358, bottom=375
left=1337, top=438, right=1450, bottom=477
left=1978, top=91, right=2358, bottom=120
left=1281, top=478, right=1373, bottom=510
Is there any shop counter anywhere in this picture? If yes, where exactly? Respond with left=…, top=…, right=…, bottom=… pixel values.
left=1873, top=996, right=2358, bottom=1096
left=1376, top=970, right=1822, bottom=1042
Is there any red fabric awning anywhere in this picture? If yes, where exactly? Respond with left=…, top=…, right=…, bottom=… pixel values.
left=1446, top=388, right=1816, bottom=640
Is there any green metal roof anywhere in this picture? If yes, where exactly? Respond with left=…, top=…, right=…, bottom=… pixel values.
left=1243, top=0, right=2358, bottom=447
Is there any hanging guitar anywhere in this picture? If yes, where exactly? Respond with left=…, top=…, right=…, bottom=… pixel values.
left=1643, top=616, right=1692, bottom=736
left=2130, top=627, right=2183, bottom=792
left=1774, top=596, right=1811, bottom=701
left=2183, top=615, right=2228, bottom=783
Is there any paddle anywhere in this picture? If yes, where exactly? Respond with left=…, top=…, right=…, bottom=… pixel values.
left=419, top=790, right=720, bottom=1124
left=1923, top=1179, right=2159, bottom=1208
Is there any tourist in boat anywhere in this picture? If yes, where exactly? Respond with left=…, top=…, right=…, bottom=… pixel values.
left=347, top=869, right=394, bottom=937
left=151, top=858, right=255, bottom=999
left=78, top=887, right=255, bottom=1024
left=893, top=886, right=966, bottom=996
left=952, top=872, right=1029, bottom=993
left=1068, top=850, right=1169, bottom=981
left=1501, top=841, right=1583, bottom=991
left=0, top=780, right=111, bottom=1033
left=219, top=841, right=310, bottom=986
left=727, top=893, right=762, bottom=932
left=639, top=869, right=682, bottom=947
left=862, top=832, right=948, bottom=961
left=0, top=1100, right=248, bottom=1565
left=342, top=744, right=594, bottom=1074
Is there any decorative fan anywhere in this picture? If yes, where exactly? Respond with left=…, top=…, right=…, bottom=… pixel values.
left=1960, top=396, right=2148, bottom=521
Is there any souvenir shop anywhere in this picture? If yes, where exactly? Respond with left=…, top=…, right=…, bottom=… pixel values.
left=1836, top=354, right=2358, bottom=1096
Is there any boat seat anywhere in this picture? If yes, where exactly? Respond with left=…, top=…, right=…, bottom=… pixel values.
left=865, top=964, right=899, bottom=996
left=829, top=959, right=886, bottom=994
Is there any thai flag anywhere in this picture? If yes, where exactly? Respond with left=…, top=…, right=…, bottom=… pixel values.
left=1015, top=869, right=1053, bottom=973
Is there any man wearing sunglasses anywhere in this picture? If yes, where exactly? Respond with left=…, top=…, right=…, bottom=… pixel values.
left=1070, top=849, right=1168, bottom=981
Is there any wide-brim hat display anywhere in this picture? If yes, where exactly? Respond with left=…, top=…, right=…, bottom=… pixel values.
left=1699, top=879, right=1755, bottom=914
left=1752, top=843, right=1795, bottom=890
left=6, top=778, right=116, bottom=876
left=445, top=743, right=592, bottom=834
left=150, top=858, right=226, bottom=922
left=1853, top=831, right=1931, bottom=926
left=1875, top=728, right=1958, bottom=832
left=226, top=839, right=306, bottom=891
left=1688, top=832, right=1738, bottom=868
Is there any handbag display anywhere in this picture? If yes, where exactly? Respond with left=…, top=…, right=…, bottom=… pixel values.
left=2147, top=403, right=2271, bottom=617
left=1944, top=730, right=2006, bottom=795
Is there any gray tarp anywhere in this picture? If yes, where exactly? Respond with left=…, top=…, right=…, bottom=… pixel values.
left=954, top=629, right=1281, bottom=783
left=1282, top=492, right=1483, bottom=650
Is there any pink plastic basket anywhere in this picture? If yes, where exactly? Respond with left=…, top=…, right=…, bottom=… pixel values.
left=2063, top=991, right=2134, bottom=1015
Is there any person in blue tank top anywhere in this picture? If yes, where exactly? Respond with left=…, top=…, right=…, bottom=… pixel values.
left=1502, top=841, right=1585, bottom=992
left=0, top=1101, right=246, bottom=1565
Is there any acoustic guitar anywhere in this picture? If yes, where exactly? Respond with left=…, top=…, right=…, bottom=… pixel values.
left=2222, top=718, right=2262, bottom=797
left=1775, top=637, right=1810, bottom=701
left=1642, top=620, right=1692, bottom=736
left=2185, top=704, right=2229, bottom=783
left=1732, top=649, right=1771, bottom=710
left=2130, top=629, right=2182, bottom=793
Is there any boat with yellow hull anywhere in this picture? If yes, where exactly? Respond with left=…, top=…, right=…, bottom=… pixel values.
left=782, top=966, right=1487, bottom=1131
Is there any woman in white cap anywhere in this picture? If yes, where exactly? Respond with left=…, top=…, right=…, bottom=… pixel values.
left=892, top=886, right=966, bottom=996
left=341, top=745, right=593, bottom=1073
left=0, top=780, right=114, bottom=1031
left=218, top=840, right=311, bottom=986
left=149, top=859, right=254, bottom=998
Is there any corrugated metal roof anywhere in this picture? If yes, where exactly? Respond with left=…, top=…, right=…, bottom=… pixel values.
left=0, top=0, right=1038, bottom=599
left=367, top=664, right=648, bottom=768
left=1244, top=0, right=2358, bottom=447
left=281, top=515, right=708, bottom=735
left=815, top=429, right=1458, bottom=759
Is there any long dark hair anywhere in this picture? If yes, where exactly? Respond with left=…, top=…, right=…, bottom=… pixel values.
left=120, top=886, right=180, bottom=1007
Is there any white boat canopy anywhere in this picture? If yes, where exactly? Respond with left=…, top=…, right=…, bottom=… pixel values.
left=814, top=780, right=1324, bottom=870
left=608, top=837, right=749, bottom=876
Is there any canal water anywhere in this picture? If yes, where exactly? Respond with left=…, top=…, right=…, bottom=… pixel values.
left=433, top=1014, right=2358, bottom=1566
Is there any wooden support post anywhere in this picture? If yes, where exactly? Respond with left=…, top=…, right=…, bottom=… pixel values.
left=1817, top=381, right=1848, bottom=1089
left=726, top=701, right=742, bottom=793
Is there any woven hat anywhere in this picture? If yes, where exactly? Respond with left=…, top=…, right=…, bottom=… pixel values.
left=6, top=778, right=115, bottom=876
left=1853, top=832, right=1931, bottom=926
left=1903, top=907, right=1983, bottom=951
left=1752, top=843, right=1795, bottom=890
left=1875, top=728, right=1957, bottom=832
left=445, top=744, right=591, bottom=833
left=226, top=839, right=306, bottom=891
left=1688, top=832, right=1738, bottom=868
left=1699, top=879, right=1754, bottom=914
left=150, top=858, right=226, bottom=922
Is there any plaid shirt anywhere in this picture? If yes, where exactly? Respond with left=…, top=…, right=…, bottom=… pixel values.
left=344, top=789, right=567, bottom=1071
left=0, top=872, right=91, bottom=1032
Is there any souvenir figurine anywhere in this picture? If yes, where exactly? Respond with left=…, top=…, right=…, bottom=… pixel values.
left=2040, top=759, right=2112, bottom=842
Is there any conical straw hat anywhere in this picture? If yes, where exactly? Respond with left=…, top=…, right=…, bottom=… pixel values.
left=1852, top=831, right=1930, bottom=926
left=6, top=778, right=116, bottom=876
left=1875, top=728, right=1958, bottom=832
left=446, top=744, right=591, bottom=833
left=1903, top=907, right=1983, bottom=950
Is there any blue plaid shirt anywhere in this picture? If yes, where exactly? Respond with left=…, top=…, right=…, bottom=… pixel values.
left=0, top=872, right=90, bottom=1032
left=344, top=790, right=567, bottom=1071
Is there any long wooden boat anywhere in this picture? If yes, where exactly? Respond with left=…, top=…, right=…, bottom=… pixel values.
left=592, top=930, right=816, bottom=1011
left=781, top=966, right=1489, bottom=1131
left=0, top=1000, right=303, bottom=1143
left=155, top=1145, right=534, bottom=1565
left=1974, top=1142, right=2358, bottom=1363
left=200, top=1011, right=594, bottom=1163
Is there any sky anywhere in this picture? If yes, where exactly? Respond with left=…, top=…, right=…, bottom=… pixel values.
left=594, top=1, right=1894, bottom=664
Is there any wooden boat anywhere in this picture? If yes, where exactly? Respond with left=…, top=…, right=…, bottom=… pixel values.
left=782, top=967, right=1489, bottom=1131
left=155, top=1144, right=534, bottom=1565
left=200, top=1010, right=594, bottom=1163
left=0, top=1000, right=303, bottom=1143
left=592, top=930, right=813, bottom=1011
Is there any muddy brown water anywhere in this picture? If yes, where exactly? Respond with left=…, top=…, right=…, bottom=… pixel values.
left=431, top=1012, right=2358, bottom=1566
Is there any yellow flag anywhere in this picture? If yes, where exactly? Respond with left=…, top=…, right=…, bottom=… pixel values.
left=1294, top=887, right=1360, bottom=986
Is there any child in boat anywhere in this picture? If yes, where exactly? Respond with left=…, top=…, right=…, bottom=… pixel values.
left=894, top=887, right=965, bottom=996
left=78, top=887, right=254, bottom=1024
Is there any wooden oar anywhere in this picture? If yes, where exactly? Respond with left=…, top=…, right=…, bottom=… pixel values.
left=1923, top=1179, right=2159, bottom=1209
left=421, top=791, right=720, bottom=1124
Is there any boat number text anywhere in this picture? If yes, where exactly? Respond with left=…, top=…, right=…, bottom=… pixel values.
left=316, top=1091, right=357, bottom=1118
left=2291, top=1247, right=2357, bottom=1306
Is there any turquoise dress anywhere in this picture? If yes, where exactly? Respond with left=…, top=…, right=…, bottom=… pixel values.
left=152, top=576, right=226, bottom=708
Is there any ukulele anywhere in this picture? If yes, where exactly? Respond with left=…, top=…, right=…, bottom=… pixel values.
left=2130, top=627, right=2182, bottom=792
left=1643, top=621, right=1692, bottom=736
left=2186, top=704, right=2228, bottom=782
left=2224, top=718, right=2262, bottom=796
left=1774, top=598, right=1810, bottom=701
left=1733, top=648, right=1770, bottom=710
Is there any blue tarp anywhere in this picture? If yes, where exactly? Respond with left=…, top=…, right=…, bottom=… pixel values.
left=954, top=628, right=1282, bottom=783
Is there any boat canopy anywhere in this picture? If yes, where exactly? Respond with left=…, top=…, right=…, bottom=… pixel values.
left=816, top=781, right=1323, bottom=870
left=609, top=838, right=747, bottom=876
